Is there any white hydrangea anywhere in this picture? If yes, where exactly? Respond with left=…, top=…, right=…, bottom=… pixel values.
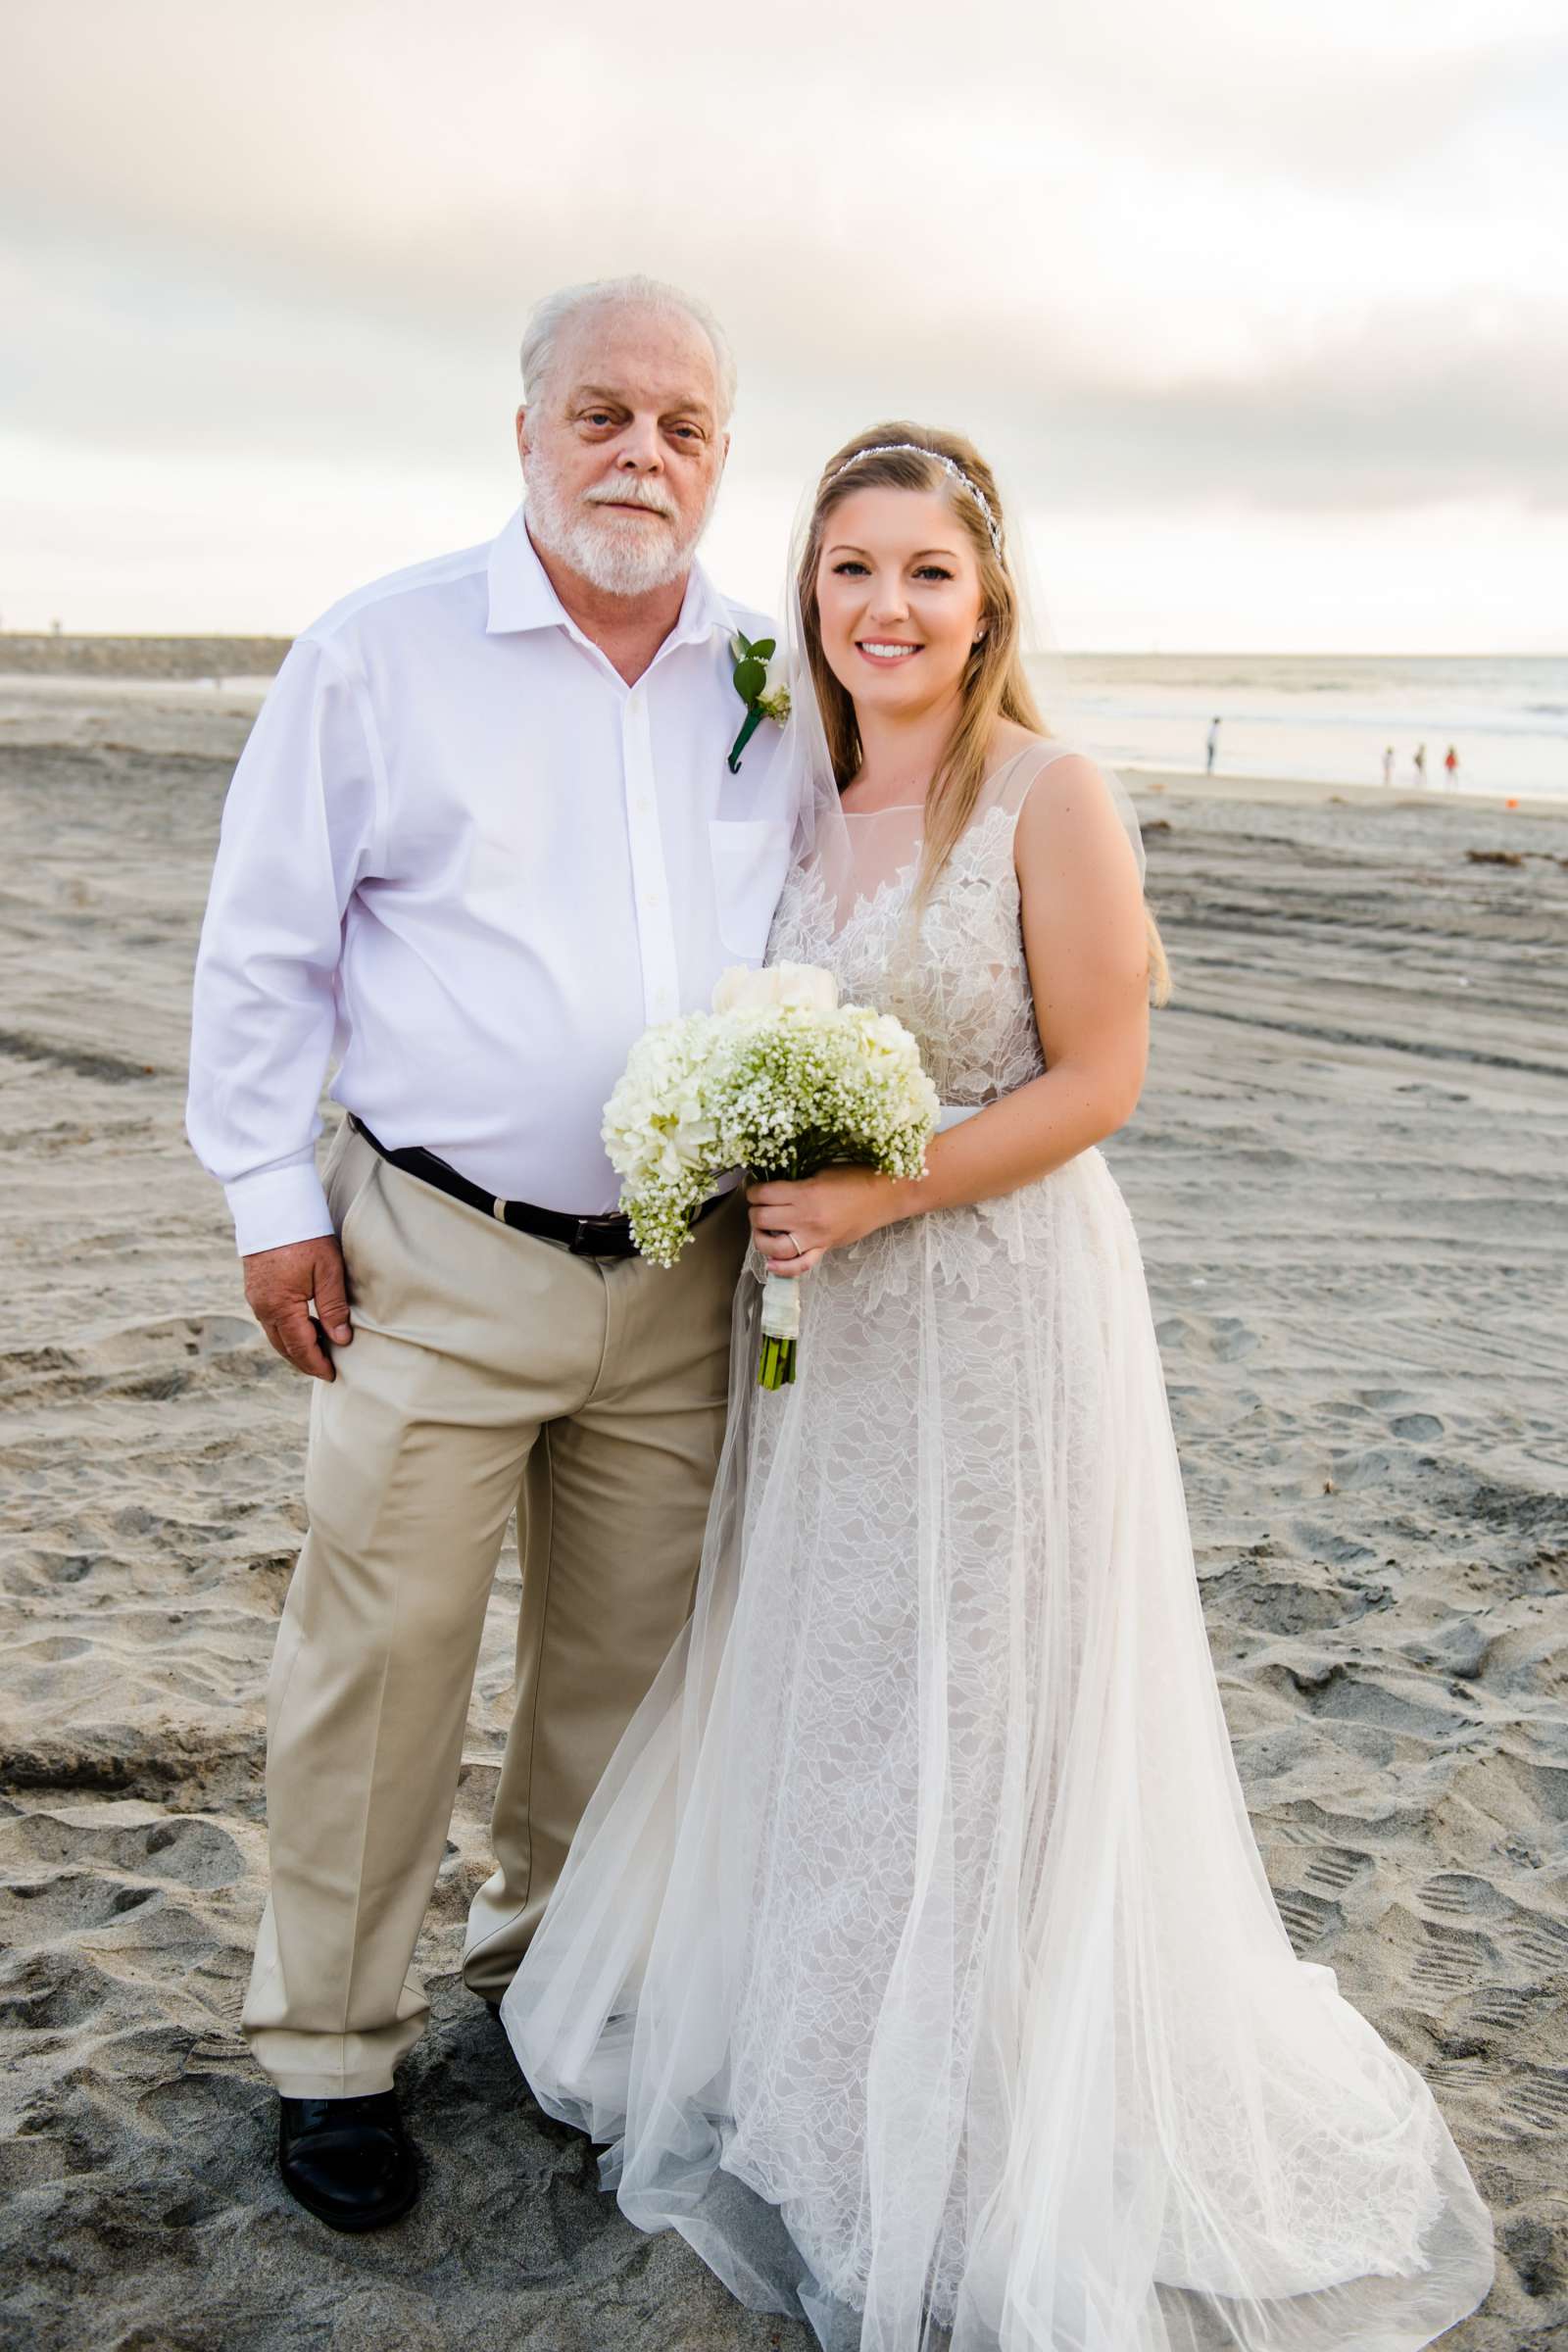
left=711, top=961, right=839, bottom=1016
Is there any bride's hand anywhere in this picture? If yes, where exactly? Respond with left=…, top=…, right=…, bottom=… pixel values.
left=747, top=1167, right=901, bottom=1276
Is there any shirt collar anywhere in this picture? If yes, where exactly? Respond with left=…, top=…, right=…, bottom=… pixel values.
left=485, top=504, right=733, bottom=652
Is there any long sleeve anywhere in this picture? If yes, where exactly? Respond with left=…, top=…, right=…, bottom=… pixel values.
left=186, top=632, right=384, bottom=1256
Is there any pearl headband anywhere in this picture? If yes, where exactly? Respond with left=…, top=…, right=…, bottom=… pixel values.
left=823, top=442, right=1004, bottom=555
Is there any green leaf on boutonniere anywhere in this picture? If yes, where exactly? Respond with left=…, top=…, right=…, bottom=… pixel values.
left=728, top=631, right=791, bottom=773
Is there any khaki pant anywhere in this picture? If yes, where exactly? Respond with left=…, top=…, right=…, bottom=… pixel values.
left=242, top=1119, right=748, bottom=2097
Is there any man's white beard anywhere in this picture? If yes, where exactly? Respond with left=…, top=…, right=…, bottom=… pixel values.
left=524, top=458, right=718, bottom=596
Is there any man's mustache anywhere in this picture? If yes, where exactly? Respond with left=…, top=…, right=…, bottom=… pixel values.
left=582, top=480, right=677, bottom=523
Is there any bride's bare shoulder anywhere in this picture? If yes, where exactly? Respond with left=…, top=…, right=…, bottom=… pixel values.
left=982, top=728, right=1106, bottom=820
left=984, top=720, right=1046, bottom=778
left=1010, top=740, right=1140, bottom=895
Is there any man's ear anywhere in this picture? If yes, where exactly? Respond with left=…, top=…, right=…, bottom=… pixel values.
left=514, top=406, right=529, bottom=467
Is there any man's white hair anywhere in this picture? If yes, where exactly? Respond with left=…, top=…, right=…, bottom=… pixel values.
left=519, top=274, right=737, bottom=426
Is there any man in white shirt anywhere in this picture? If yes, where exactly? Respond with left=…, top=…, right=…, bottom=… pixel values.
left=186, top=275, right=795, bottom=2230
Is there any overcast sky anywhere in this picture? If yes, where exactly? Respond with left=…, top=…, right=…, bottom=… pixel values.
left=4, top=0, right=1565, bottom=649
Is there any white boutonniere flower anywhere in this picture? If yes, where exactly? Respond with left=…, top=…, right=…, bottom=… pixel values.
left=728, top=631, right=792, bottom=773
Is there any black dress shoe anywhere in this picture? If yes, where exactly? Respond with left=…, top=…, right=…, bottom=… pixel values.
left=277, top=2090, right=418, bottom=2231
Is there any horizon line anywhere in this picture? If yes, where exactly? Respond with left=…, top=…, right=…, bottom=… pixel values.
left=1, top=630, right=1563, bottom=662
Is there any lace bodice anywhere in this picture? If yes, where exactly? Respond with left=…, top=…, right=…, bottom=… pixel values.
left=765, top=774, right=1046, bottom=1107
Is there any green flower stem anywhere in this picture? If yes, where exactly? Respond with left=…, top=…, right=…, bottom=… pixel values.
left=727, top=707, right=765, bottom=773
left=758, top=1333, right=798, bottom=1390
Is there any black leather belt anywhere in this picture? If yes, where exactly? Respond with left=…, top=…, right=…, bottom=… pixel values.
left=347, top=1115, right=727, bottom=1259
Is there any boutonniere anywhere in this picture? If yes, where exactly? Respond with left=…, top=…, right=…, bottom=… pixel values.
left=727, top=631, right=791, bottom=772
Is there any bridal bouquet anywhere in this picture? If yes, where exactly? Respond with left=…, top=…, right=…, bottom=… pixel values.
left=603, top=964, right=939, bottom=1388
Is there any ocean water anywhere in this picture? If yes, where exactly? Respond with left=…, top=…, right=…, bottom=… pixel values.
left=1034, top=654, right=1568, bottom=803
left=4, top=653, right=1564, bottom=805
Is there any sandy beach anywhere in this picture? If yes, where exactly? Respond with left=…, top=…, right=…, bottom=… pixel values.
left=2, top=675, right=1565, bottom=2351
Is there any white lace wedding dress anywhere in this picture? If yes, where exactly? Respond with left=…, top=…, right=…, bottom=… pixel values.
left=503, top=747, right=1494, bottom=2351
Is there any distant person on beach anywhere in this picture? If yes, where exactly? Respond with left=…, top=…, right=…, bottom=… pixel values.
left=1446, top=744, right=1460, bottom=785
left=1413, top=743, right=1428, bottom=784
left=1381, top=745, right=1395, bottom=787
left=1205, top=713, right=1220, bottom=773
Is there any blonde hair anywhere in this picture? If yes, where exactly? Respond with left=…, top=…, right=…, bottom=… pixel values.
left=797, top=422, right=1171, bottom=1006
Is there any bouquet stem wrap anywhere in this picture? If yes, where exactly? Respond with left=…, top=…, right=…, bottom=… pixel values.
left=757, top=1268, right=803, bottom=1391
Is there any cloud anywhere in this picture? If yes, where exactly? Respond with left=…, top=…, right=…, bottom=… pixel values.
left=3, top=0, right=1565, bottom=635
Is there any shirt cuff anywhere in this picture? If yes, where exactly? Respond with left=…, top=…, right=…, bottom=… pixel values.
left=224, top=1160, right=334, bottom=1258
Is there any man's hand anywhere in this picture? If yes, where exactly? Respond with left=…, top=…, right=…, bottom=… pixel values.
left=243, top=1235, right=353, bottom=1381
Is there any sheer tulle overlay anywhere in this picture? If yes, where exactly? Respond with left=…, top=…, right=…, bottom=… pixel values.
left=503, top=749, right=1494, bottom=2350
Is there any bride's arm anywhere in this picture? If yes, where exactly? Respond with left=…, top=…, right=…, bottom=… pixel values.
left=748, top=755, right=1151, bottom=1273
left=895, top=753, right=1151, bottom=1213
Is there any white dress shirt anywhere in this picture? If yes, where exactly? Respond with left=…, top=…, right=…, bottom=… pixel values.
left=186, top=507, right=797, bottom=1255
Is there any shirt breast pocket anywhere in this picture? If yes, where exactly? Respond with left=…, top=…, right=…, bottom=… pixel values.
left=709, top=818, right=794, bottom=961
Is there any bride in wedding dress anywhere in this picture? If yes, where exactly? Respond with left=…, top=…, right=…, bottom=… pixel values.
left=501, top=426, right=1495, bottom=2351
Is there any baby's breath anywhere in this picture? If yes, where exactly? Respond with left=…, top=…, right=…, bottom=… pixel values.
left=603, top=995, right=940, bottom=1269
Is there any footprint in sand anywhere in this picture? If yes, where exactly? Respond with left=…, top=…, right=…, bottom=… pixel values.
left=1427, top=2051, right=1494, bottom=2098
left=1300, top=1845, right=1372, bottom=1896
left=1408, top=1918, right=1496, bottom=1998
left=0, top=1944, right=112, bottom=2033
left=0, top=1808, right=245, bottom=1894
left=1466, top=1984, right=1536, bottom=2031
left=12, top=1636, right=92, bottom=1664
left=1508, top=1909, right=1568, bottom=1976
left=1209, top=1571, right=1388, bottom=1635
left=1205, top=1314, right=1258, bottom=1362
left=1398, top=1616, right=1493, bottom=1680
left=1416, top=1873, right=1511, bottom=1922
left=1154, top=1311, right=1258, bottom=1363
left=1286, top=1521, right=1379, bottom=1568
left=1405, top=1879, right=1568, bottom=2027
left=0, top=1872, right=159, bottom=1949
left=1273, top=1888, right=1344, bottom=1955
left=1507, top=2068, right=1568, bottom=2137
left=54, top=1314, right=270, bottom=1401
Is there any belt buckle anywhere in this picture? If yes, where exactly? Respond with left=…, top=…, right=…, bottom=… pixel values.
left=570, top=1212, right=629, bottom=1258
